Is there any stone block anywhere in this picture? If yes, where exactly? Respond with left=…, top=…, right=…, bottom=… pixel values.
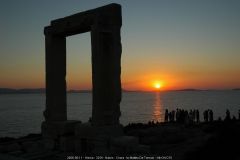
left=75, top=137, right=95, bottom=154
left=74, top=123, right=95, bottom=154
left=60, top=136, right=75, bottom=152
left=74, top=123, right=124, bottom=154
left=74, top=123, right=96, bottom=139
left=42, top=120, right=81, bottom=139
left=75, top=123, right=123, bottom=139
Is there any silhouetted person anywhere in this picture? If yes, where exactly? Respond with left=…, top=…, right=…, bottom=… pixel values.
left=238, top=109, right=240, bottom=121
left=203, top=110, right=208, bottom=122
left=218, top=117, right=222, bottom=122
left=184, top=110, right=189, bottom=124
left=88, top=117, right=92, bottom=123
left=171, top=110, right=175, bottom=122
left=225, top=109, right=231, bottom=121
left=152, top=120, right=155, bottom=125
left=203, top=110, right=206, bottom=122
left=209, top=110, right=213, bottom=122
left=165, top=109, right=169, bottom=122
left=193, top=110, right=196, bottom=122
left=176, top=109, right=189, bottom=123
left=176, top=108, right=180, bottom=122
left=168, top=112, right=171, bottom=122
left=148, top=120, right=154, bottom=126
left=189, top=110, right=193, bottom=123
left=148, top=121, right=151, bottom=125
left=169, top=111, right=173, bottom=122
left=232, top=116, right=237, bottom=121
left=196, top=110, right=200, bottom=123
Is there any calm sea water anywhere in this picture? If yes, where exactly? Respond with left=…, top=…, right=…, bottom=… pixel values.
left=0, top=91, right=239, bottom=137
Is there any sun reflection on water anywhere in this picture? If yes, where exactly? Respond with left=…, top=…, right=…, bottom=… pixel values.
left=152, top=92, right=164, bottom=122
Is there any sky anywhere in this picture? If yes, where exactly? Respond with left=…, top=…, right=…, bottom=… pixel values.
left=0, top=0, right=240, bottom=91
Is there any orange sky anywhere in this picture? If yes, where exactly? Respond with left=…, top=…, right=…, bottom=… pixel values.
left=1, top=1, right=240, bottom=91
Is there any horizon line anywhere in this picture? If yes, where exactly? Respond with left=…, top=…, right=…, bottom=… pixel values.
left=0, top=87, right=239, bottom=93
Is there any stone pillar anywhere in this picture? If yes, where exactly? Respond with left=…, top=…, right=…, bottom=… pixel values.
left=91, top=24, right=122, bottom=126
left=44, top=31, right=67, bottom=122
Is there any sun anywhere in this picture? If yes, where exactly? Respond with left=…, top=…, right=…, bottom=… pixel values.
left=153, top=81, right=162, bottom=90
left=154, top=83, right=161, bottom=89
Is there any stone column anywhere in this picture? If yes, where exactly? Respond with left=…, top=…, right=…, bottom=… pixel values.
left=91, top=24, right=122, bottom=126
left=44, top=31, right=67, bottom=122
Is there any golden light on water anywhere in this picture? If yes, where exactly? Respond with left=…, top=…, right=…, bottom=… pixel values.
left=152, top=92, right=164, bottom=122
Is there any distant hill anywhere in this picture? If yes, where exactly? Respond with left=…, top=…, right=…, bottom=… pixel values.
left=68, top=90, right=91, bottom=93
left=232, top=88, right=240, bottom=91
left=0, top=88, right=45, bottom=94
left=174, top=89, right=202, bottom=91
left=0, top=88, right=92, bottom=94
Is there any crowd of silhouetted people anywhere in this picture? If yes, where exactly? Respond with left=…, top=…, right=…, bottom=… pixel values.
left=164, top=109, right=240, bottom=124
left=165, top=109, right=200, bottom=123
left=203, top=109, right=213, bottom=122
left=124, top=109, right=240, bottom=131
left=223, top=109, right=240, bottom=122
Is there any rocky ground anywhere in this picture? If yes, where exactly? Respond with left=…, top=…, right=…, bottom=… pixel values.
left=124, top=120, right=240, bottom=160
left=0, top=134, right=64, bottom=160
left=1, top=120, right=240, bottom=160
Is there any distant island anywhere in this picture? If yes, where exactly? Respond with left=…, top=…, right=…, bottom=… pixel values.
left=0, top=88, right=90, bottom=94
left=0, top=88, right=45, bottom=94
left=173, top=89, right=202, bottom=91
left=232, top=88, right=240, bottom=91
left=0, top=88, right=239, bottom=94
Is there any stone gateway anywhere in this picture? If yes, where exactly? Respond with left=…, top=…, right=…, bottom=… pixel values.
left=42, top=4, right=124, bottom=153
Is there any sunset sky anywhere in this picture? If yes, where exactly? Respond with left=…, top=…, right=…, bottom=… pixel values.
left=1, top=0, right=240, bottom=91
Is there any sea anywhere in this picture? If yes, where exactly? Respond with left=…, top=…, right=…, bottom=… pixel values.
left=0, top=91, right=239, bottom=138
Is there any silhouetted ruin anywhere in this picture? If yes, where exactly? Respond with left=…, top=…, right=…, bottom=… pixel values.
left=41, top=3, right=135, bottom=154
